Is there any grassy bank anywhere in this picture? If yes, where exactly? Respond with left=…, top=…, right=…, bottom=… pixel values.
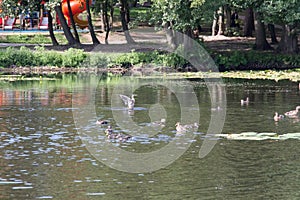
left=0, top=46, right=299, bottom=82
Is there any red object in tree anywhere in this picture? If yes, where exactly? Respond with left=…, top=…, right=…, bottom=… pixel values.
left=61, top=0, right=91, bottom=28
left=61, top=0, right=91, bottom=19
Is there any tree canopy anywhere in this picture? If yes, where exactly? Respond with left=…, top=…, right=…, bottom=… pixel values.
left=0, top=0, right=299, bottom=53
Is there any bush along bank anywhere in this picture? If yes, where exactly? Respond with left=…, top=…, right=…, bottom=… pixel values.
left=212, top=51, right=300, bottom=71
left=0, top=46, right=299, bottom=72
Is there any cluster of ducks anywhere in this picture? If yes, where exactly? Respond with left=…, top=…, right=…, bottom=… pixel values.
left=274, top=106, right=300, bottom=122
left=96, top=93, right=199, bottom=141
left=96, top=94, right=199, bottom=142
left=96, top=118, right=199, bottom=142
left=104, top=125, right=132, bottom=142
left=97, top=94, right=299, bottom=142
left=96, top=119, right=132, bottom=142
left=241, top=96, right=300, bottom=122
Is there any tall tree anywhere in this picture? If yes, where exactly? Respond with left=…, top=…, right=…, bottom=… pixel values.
left=54, top=3, right=78, bottom=45
left=230, top=0, right=272, bottom=50
left=86, top=0, right=100, bottom=44
left=211, top=10, right=218, bottom=36
left=224, top=4, right=231, bottom=33
left=260, top=0, right=299, bottom=53
left=151, top=0, right=204, bottom=47
left=48, top=10, right=59, bottom=46
left=278, top=24, right=298, bottom=53
left=119, top=0, right=134, bottom=43
left=66, top=0, right=80, bottom=43
left=217, top=6, right=224, bottom=35
left=267, top=24, right=278, bottom=44
left=102, top=0, right=112, bottom=44
left=243, top=8, right=254, bottom=37
left=253, top=11, right=272, bottom=50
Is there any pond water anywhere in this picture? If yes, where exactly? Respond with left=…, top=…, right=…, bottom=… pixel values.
left=0, top=74, right=300, bottom=199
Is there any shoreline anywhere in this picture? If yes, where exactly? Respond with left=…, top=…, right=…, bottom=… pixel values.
left=1, top=66, right=299, bottom=82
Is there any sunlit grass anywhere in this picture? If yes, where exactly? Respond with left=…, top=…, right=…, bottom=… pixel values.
left=0, top=33, right=67, bottom=44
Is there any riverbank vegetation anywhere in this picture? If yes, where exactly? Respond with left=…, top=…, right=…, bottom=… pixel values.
left=0, top=46, right=299, bottom=83
left=0, top=46, right=299, bottom=71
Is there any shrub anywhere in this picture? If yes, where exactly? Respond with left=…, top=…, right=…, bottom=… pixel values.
left=62, top=48, right=87, bottom=67
left=83, top=53, right=109, bottom=68
left=34, top=46, right=63, bottom=67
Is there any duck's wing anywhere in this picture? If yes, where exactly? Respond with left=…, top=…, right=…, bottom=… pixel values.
left=119, top=94, right=131, bottom=105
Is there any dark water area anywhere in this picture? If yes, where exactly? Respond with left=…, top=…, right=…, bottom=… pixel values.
left=0, top=75, right=299, bottom=199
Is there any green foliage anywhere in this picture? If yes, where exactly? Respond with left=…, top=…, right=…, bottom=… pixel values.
left=213, top=51, right=300, bottom=70
left=260, top=0, right=300, bottom=25
left=214, top=51, right=248, bottom=69
left=157, top=53, right=188, bottom=68
left=34, top=46, right=63, bottom=66
left=0, top=0, right=42, bottom=17
left=83, top=53, right=109, bottom=68
left=62, top=48, right=87, bottom=67
left=0, top=34, right=67, bottom=45
left=150, top=0, right=197, bottom=31
left=0, top=46, right=35, bottom=67
left=111, top=50, right=188, bottom=68
left=0, top=47, right=299, bottom=71
left=112, top=51, right=151, bottom=67
left=0, top=46, right=87, bottom=68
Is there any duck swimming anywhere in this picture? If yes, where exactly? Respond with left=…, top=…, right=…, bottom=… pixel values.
left=96, top=119, right=109, bottom=125
left=119, top=94, right=136, bottom=110
left=151, top=119, right=166, bottom=126
left=105, top=126, right=116, bottom=139
left=241, top=97, right=249, bottom=106
left=273, top=112, right=284, bottom=122
left=175, top=122, right=187, bottom=133
left=105, top=126, right=131, bottom=141
left=117, top=133, right=132, bottom=142
left=284, top=106, right=300, bottom=118
left=175, top=122, right=198, bottom=133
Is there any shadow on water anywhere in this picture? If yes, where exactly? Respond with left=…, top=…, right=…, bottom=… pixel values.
left=0, top=74, right=300, bottom=199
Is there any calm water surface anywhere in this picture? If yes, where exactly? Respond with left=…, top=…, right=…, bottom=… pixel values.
left=0, top=75, right=300, bottom=199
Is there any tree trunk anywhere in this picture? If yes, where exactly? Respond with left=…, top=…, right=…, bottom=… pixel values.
left=267, top=24, right=278, bottom=44
left=86, top=0, right=100, bottom=44
left=217, top=6, right=224, bottom=35
left=243, top=8, right=254, bottom=37
left=110, top=6, right=114, bottom=28
left=48, top=10, right=59, bottom=46
left=278, top=24, right=298, bottom=53
left=254, top=12, right=272, bottom=50
left=184, top=27, right=194, bottom=50
left=224, top=5, right=231, bottom=33
left=101, top=5, right=106, bottom=32
left=54, top=4, right=77, bottom=45
left=124, top=0, right=130, bottom=23
left=104, top=0, right=110, bottom=44
left=67, top=0, right=80, bottom=43
left=120, top=0, right=134, bottom=43
left=212, top=10, right=218, bottom=36
left=165, top=21, right=176, bottom=49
